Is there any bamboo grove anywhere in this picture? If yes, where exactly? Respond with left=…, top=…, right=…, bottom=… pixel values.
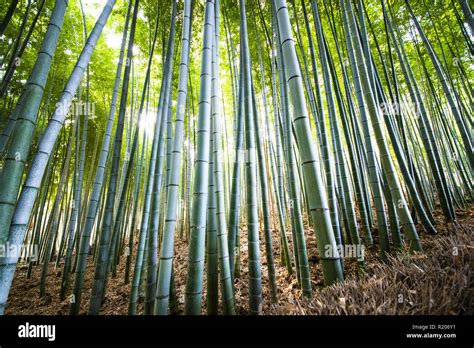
left=0, top=0, right=471, bottom=315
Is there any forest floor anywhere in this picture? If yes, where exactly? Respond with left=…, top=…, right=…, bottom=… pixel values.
left=5, top=204, right=473, bottom=315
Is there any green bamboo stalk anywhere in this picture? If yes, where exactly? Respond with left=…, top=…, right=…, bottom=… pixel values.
left=210, top=0, right=235, bottom=314
left=342, top=0, right=422, bottom=252
left=0, top=0, right=116, bottom=315
left=154, top=0, right=193, bottom=315
left=275, top=0, right=343, bottom=285
left=184, top=0, right=215, bottom=315
left=88, top=0, right=138, bottom=315
left=0, top=0, right=68, bottom=247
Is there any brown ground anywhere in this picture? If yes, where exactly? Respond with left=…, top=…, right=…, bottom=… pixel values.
left=5, top=205, right=473, bottom=315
